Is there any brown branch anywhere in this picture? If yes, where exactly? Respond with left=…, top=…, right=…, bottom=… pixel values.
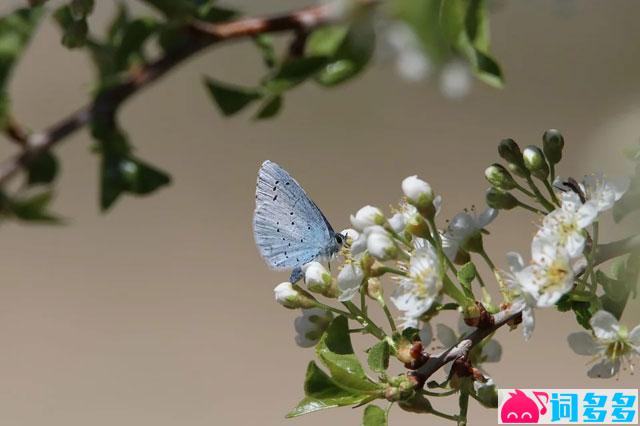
left=0, top=0, right=370, bottom=185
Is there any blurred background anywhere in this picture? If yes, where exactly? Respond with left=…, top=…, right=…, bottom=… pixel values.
left=0, top=0, right=639, bottom=425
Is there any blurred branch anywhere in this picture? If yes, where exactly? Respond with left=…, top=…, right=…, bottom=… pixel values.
left=0, top=0, right=373, bottom=185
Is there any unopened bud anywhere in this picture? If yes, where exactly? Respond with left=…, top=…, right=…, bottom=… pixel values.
left=402, top=175, right=435, bottom=211
left=304, top=262, right=333, bottom=294
left=542, top=129, right=564, bottom=165
left=367, top=231, right=398, bottom=261
left=274, top=282, right=316, bottom=309
left=350, top=205, right=386, bottom=231
left=522, top=145, right=549, bottom=179
left=498, top=138, right=529, bottom=178
left=485, top=187, right=518, bottom=210
left=484, top=163, right=517, bottom=191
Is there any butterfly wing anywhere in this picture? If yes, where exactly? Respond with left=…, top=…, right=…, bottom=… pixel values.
left=253, top=160, right=334, bottom=270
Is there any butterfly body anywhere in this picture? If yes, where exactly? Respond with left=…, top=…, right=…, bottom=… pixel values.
left=253, top=160, right=343, bottom=283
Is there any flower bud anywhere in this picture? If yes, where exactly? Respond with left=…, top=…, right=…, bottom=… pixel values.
left=484, top=163, right=517, bottom=191
left=405, top=213, right=429, bottom=238
left=485, top=187, right=518, bottom=210
left=522, top=145, right=549, bottom=179
left=402, top=175, right=434, bottom=207
left=542, top=129, right=564, bottom=165
left=474, top=378, right=498, bottom=408
left=388, top=213, right=406, bottom=234
left=303, top=262, right=333, bottom=294
left=350, top=205, right=386, bottom=231
left=367, top=230, right=398, bottom=260
left=274, top=282, right=316, bottom=309
left=498, top=138, right=529, bottom=177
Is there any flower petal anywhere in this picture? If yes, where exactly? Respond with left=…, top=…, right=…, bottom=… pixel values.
left=419, top=322, right=433, bottom=345
left=506, top=252, right=525, bottom=273
left=590, top=310, right=620, bottom=341
left=478, top=208, right=498, bottom=228
left=522, top=306, right=535, bottom=341
left=628, top=324, right=640, bottom=347
left=587, top=359, right=620, bottom=379
left=567, top=332, right=598, bottom=355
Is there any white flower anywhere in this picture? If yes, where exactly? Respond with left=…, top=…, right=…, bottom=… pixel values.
left=340, top=228, right=360, bottom=243
left=567, top=310, right=640, bottom=378
left=525, top=241, right=575, bottom=307
left=439, top=60, right=472, bottom=99
left=294, top=308, right=333, bottom=348
left=367, top=228, right=398, bottom=260
left=350, top=205, right=385, bottom=231
left=503, top=252, right=537, bottom=340
left=391, top=243, right=441, bottom=329
left=274, top=282, right=298, bottom=308
left=388, top=212, right=406, bottom=234
left=580, top=173, right=630, bottom=213
left=442, top=208, right=497, bottom=260
left=386, top=23, right=431, bottom=82
left=337, top=262, right=364, bottom=302
left=303, top=262, right=332, bottom=293
left=533, top=192, right=597, bottom=258
left=402, top=175, right=434, bottom=206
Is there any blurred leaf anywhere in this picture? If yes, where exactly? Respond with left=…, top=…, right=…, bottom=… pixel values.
left=204, top=78, right=262, bottom=116
left=286, top=361, right=373, bottom=418
left=316, top=316, right=381, bottom=394
left=363, top=405, right=387, bottom=426
left=26, top=151, right=59, bottom=185
left=254, top=96, right=282, bottom=120
left=197, top=3, right=238, bottom=22
left=599, top=253, right=640, bottom=319
left=253, top=34, right=276, bottom=69
left=142, top=0, right=197, bottom=19
left=0, top=7, right=43, bottom=128
left=69, top=0, right=94, bottom=19
left=306, top=26, right=349, bottom=57
left=367, top=340, right=390, bottom=373
left=457, top=262, right=476, bottom=298
left=613, top=186, right=640, bottom=223
left=114, top=17, right=158, bottom=69
left=264, top=56, right=327, bottom=94
left=2, top=188, right=63, bottom=223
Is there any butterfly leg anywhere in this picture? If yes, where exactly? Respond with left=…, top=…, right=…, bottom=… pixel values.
left=289, top=267, right=304, bottom=284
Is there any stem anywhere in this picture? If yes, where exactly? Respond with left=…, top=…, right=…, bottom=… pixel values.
left=376, top=266, right=408, bottom=276
left=342, top=301, right=386, bottom=340
left=430, top=407, right=459, bottom=422
left=443, top=274, right=471, bottom=308
left=514, top=182, right=535, bottom=198
left=315, top=303, right=352, bottom=318
left=422, top=389, right=458, bottom=397
left=542, top=179, right=560, bottom=205
left=588, top=222, right=599, bottom=292
left=525, top=175, right=555, bottom=211
left=381, top=301, right=397, bottom=333
left=516, top=199, right=546, bottom=215
left=457, top=392, right=469, bottom=426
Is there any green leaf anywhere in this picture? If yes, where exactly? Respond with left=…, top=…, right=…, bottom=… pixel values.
left=0, top=7, right=42, bottom=128
left=53, top=5, right=88, bottom=48
left=457, top=262, right=476, bottom=297
left=306, top=26, right=349, bottom=57
left=363, top=405, right=387, bottom=426
left=254, top=96, right=282, bottom=120
left=286, top=361, right=373, bottom=418
left=252, top=34, right=276, bottom=69
left=314, top=17, right=376, bottom=87
left=142, top=0, right=197, bottom=19
left=204, top=78, right=262, bottom=116
left=264, top=56, right=328, bottom=94
left=114, top=17, right=158, bottom=70
left=26, top=152, right=59, bottom=185
left=316, top=316, right=381, bottom=393
left=367, top=340, right=390, bottom=373
left=70, top=0, right=95, bottom=19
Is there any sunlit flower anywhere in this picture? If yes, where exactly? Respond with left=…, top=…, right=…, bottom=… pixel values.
left=337, top=261, right=364, bottom=302
left=533, top=191, right=597, bottom=258
left=580, top=173, right=630, bottom=213
left=567, top=310, right=640, bottom=378
left=391, top=242, right=441, bottom=329
left=294, top=308, right=333, bottom=347
left=442, top=207, right=497, bottom=260
left=525, top=240, right=576, bottom=307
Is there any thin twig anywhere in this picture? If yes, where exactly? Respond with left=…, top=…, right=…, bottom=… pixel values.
left=0, top=0, right=373, bottom=186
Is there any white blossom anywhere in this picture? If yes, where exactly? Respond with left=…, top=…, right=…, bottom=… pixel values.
left=525, top=240, right=576, bottom=307
left=294, top=308, right=333, bottom=348
left=568, top=310, right=640, bottom=378
left=366, top=228, right=398, bottom=260
left=580, top=173, right=630, bottom=213
left=442, top=208, right=497, bottom=260
left=391, top=242, right=441, bottom=329
left=388, top=212, right=406, bottom=234
left=503, top=252, right=537, bottom=340
left=402, top=175, right=434, bottom=205
left=337, top=262, right=364, bottom=302
left=303, top=262, right=332, bottom=292
left=533, top=191, right=597, bottom=258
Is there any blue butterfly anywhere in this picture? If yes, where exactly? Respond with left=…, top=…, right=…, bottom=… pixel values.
left=253, top=160, right=344, bottom=283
